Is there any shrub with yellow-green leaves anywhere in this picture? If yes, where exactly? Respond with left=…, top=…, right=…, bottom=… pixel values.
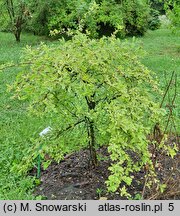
left=10, top=32, right=167, bottom=197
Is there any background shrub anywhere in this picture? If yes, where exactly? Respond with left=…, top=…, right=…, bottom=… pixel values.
left=149, top=0, right=165, bottom=14
left=1, top=0, right=159, bottom=38
left=121, top=0, right=150, bottom=36
left=24, top=0, right=151, bottom=38
left=148, top=8, right=161, bottom=30
left=165, top=0, right=180, bottom=30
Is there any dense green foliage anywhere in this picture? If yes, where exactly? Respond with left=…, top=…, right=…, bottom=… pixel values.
left=165, top=0, right=180, bottom=30
left=148, top=8, right=161, bottom=30
left=0, top=1, right=10, bottom=31
left=1, top=0, right=153, bottom=38
left=31, top=0, right=151, bottom=37
left=9, top=32, right=168, bottom=195
left=149, top=0, right=165, bottom=14
left=2, top=0, right=180, bottom=40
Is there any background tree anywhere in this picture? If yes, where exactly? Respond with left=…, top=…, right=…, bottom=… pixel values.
left=2, top=0, right=31, bottom=42
left=24, top=0, right=50, bottom=36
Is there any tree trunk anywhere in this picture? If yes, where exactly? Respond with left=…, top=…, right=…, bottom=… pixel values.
left=14, top=28, right=21, bottom=42
left=87, top=119, right=97, bottom=167
left=6, top=0, right=26, bottom=43
left=85, top=96, right=97, bottom=168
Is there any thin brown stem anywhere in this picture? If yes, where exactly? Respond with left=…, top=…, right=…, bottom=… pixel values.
left=55, top=119, right=85, bottom=138
left=160, top=71, right=175, bottom=108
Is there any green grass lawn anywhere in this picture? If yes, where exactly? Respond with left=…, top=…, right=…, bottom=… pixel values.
left=139, top=28, right=180, bottom=132
left=0, top=28, right=179, bottom=199
left=0, top=32, right=50, bottom=199
left=140, top=29, right=180, bottom=82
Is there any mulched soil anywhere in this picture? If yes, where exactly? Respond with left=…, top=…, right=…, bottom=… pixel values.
left=33, top=137, right=180, bottom=200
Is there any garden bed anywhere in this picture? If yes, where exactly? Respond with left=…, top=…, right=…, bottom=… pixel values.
left=34, top=136, right=180, bottom=200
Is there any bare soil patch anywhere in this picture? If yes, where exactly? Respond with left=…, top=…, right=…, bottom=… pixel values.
left=34, top=137, right=180, bottom=200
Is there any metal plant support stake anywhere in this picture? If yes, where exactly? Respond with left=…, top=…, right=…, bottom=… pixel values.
left=38, top=126, right=52, bottom=178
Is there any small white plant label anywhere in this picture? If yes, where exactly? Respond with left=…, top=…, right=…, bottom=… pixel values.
left=39, top=126, right=52, bottom=137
